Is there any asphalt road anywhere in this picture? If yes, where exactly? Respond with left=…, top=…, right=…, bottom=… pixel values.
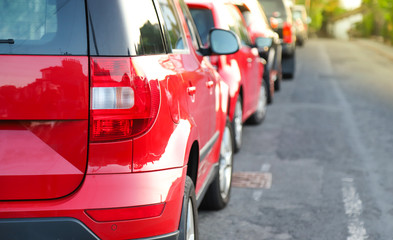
left=198, top=38, right=393, bottom=240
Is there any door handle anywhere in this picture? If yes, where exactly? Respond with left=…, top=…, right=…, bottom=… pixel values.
left=206, top=80, right=214, bottom=88
left=187, top=86, right=196, bottom=95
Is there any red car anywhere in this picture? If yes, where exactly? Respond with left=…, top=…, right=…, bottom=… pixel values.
left=0, top=0, right=239, bottom=239
left=232, top=0, right=283, bottom=103
left=186, top=0, right=266, bottom=153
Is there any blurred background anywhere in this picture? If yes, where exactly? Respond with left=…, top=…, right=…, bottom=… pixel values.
left=295, top=0, right=392, bottom=42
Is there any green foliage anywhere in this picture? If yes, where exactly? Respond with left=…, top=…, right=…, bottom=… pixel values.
left=310, top=10, right=323, bottom=30
left=359, top=13, right=374, bottom=37
left=295, top=0, right=393, bottom=40
left=356, top=0, right=393, bottom=43
left=295, top=0, right=346, bottom=33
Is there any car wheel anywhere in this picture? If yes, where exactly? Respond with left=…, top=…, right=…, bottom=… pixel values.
left=232, top=96, right=243, bottom=153
left=297, top=37, right=304, bottom=47
left=263, top=66, right=273, bottom=104
left=201, top=118, right=234, bottom=210
left=179, top=176, right=198, bottom=240
left=283, top=53, right=295, bottom=79
left=274, top=63, right=282, bottom=91
left=247, top=82, right=267, bottom=125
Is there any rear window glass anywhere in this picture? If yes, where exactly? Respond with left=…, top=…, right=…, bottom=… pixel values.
left=0, top=0, right=87, bottom=55
left=292, top=10, right=302, bottom=20
left=258, top=0, right=287, bottom=19
left=292, top=8, right=306, bottom=22
left=190, top=9, right=214, bottom=46
left=87, top=0, right=165, bottom=56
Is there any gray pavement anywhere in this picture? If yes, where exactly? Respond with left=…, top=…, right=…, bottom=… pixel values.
left=198, top=38, right=393, bottom=240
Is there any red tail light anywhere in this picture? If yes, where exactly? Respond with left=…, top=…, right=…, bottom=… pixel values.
left=283, top=22, right=293, bottom=44
left=90, top=57, right=160, bottom=142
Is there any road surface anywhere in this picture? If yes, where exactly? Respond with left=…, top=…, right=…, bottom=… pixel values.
left=198, top=38, right=393, bottom=240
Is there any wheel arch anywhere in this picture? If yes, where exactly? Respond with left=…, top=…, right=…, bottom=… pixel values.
left=186, top=141, right=199, bottom=187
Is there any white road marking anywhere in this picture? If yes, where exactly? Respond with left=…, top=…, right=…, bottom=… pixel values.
left=253, top=190, right=263, bottom=201
left=342, top=178, right=368, bottom=240
left=251, top=163, right=271, bottom=201
left=260, top=163, right=271, bottom=172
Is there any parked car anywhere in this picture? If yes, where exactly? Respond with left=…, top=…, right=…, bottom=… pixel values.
left=186, top=0, right=266, bottom=153
left=232, top=0, right=283, bottom=103
left=258, top=0, right=296, bottom=78
left=292, top=4, right=309, bottom=46
left=0, top=0, right=239, bottom=239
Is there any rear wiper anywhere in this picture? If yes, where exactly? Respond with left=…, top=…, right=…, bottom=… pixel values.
left=0, top=39, right=15, bottom=44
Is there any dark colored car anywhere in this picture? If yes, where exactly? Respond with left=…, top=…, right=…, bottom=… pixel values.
left=0, top=0, right=239, bottom=239
left=259, top=0, right=296, bottom=78
left=232, top=0, right=283, bottom=103
left=186, top=0, right=267, bottom=153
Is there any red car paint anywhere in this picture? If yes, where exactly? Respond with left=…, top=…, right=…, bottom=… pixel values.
left=186, top=0, right=264, bottom=124
left=0, top=0, right=235, bottom=239
left=0, top=56, right=89, bottom=200
left=231, top=0, right=282, bottom=101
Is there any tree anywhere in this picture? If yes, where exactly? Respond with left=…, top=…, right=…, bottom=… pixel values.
left=296, top=0, right=345, bottom=35
left=357, top=0, right=393, bottom=43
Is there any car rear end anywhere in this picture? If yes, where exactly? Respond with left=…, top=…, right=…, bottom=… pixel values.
left=232, top=0, right=282, bottom=101
left=292, top=4, right=308, bottom=46
left=0, top=0, right=186, bottom=239
left=258, top=0, right=295, bottom=78
left=259, top=0, right=295, bottom=56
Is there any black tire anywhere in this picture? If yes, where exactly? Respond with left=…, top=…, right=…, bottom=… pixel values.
left=201, top=118, right=234, bottom=210
left=178, top=176, right=199, bottom=240
left=274, top=46, right=283, bottom=91
left=247, top=82, right=267, bottom=125
left=274, top=63, right=282, bottom=91
left=296, top=37, right=304, bottom=47
left=231, top=96, right=243, bottom=153
left=263, top=66, right=273, bottom=104
left=282, top=53, right=295, bottom=79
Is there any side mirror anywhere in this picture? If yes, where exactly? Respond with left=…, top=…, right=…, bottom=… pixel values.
left=208, top=29, right=240, bottom=55
left=255, top=37, right=272, bottom=50
left=255, top=37, right=272, bottom=59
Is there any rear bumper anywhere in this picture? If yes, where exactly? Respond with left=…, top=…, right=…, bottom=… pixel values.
left=0, top=218, right=99, bottom=240
left=0, top=167, right=187, bottom=239
left=0, top=218, right=179, bottom=240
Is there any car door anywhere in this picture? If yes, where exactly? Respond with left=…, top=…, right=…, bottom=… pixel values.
left=158, top=0, right=217, bottom=158
left=225, top=4, right=261, bottom=119
left=157, top=0, right=222, bottom=196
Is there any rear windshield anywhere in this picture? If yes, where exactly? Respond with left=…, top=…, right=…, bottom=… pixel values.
left=87, top=0, right=165, bottom=56
left=258, top=0, right=287, bottom=19
left=0, top=0, right=87, bottom=55
left=292, top=8, right=306, bottom=22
